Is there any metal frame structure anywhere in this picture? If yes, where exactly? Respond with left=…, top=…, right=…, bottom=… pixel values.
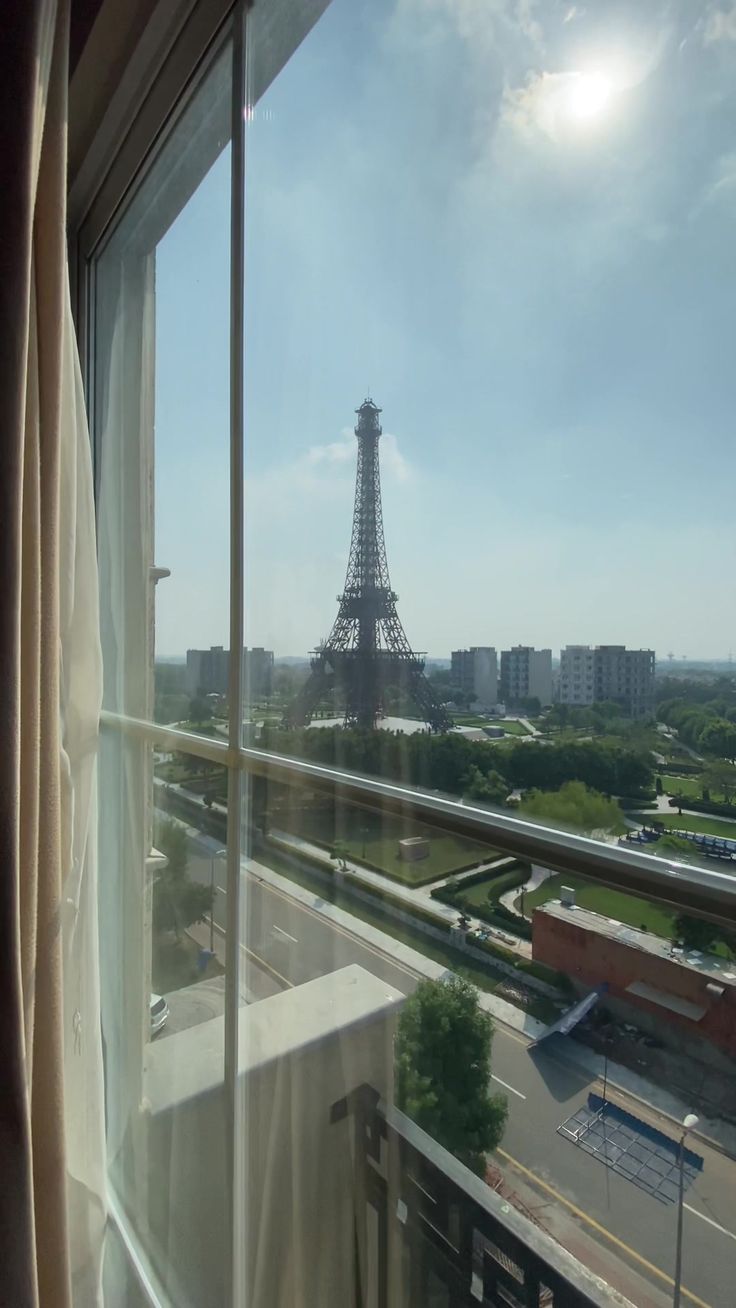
left=286, top=399, right=450, bottom=730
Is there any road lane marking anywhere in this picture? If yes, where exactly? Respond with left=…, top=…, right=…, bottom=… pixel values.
left=492, top=1074, right=526, bottom=1099
left=249, top=870, right=420, bottom=983
left=210, top=918, right=293, bottom=990
left=497, top=1148, right=712, bottom=1308
left=684, top=1204, right=736, bottom=1243
left=273, top=925, right=298, bottom=943
left=243, top=945, right=293, bottom=990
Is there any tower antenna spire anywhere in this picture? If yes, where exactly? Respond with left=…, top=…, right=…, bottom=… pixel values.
left=286, top=399, right=448, bottom=730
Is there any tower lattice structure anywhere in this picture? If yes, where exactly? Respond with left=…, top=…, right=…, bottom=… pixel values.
left=286, top=399, right=449, bottom=731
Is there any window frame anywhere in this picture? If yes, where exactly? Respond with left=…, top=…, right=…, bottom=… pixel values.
left=69, top=2, right=736, bottom=1304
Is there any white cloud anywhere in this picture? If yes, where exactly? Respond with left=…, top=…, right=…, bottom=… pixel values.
left=306, top=428, right=411, bottom=482
left=703, top=5, right=736, bottom=43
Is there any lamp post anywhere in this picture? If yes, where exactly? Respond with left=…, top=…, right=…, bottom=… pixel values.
left=673, top=1113, right=699, bottom=1308
left=209, top=848, right=226, bottom=952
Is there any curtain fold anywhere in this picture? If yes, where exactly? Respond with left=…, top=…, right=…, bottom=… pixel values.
left=0, top=1, right=106, bottom=1304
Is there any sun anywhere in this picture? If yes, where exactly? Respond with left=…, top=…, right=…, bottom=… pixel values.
left=565, top=71, right=614, bottom=123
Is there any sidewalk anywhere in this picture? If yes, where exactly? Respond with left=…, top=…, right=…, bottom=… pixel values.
left=270, top=829, right=533, bottom=957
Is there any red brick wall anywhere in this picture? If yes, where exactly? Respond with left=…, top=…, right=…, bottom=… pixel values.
left=532, top=908, right=736, bottom=1057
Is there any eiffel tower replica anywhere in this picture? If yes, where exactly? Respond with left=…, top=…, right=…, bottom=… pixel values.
left=286, top=399, right=449, bottom=731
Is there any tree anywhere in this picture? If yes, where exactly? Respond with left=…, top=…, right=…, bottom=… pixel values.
left=462, top=766, right=508, bottom=805
left=153, top=816, right=214, bottom=941
left=520, top=780, right=626, bottom=836
left=673, top=914, right=720, bottom=954
left=702, top=761, right=736, bottom=804
left=189, top=694, right=213, bottom=724
left=331, top=840, right=349, bottom=871
left=395, top=976, right=508, bottom=1176
left=698, top=719, right=736, bottom=762
left=656, top=834, right=693, bottom=860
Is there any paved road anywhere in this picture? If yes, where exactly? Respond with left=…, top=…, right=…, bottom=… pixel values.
left=181, top=828, right=736, bottom=1308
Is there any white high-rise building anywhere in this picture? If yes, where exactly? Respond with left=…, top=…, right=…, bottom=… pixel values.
left=499, top=646, right=552, bottom=707
left=559, top=645, right=655, bottom=717
left=450, top=647, right=498, bottom=708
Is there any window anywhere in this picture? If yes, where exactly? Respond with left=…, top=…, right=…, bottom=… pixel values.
left=82, top=2, right=736, bottom=1307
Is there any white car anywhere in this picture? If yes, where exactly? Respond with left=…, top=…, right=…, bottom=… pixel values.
left=150, top=993, right=169, bottom=1037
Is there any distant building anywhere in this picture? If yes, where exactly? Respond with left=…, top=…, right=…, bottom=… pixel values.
left=186, top=645, right=229, bottom=697
left=499, top=646, right=552, bottom=707
left=244, top=646, right=274, bottom=700
left=186, top=645, right=274, bottom=700
left=450, top=647, right=498, bottom=708
left=559, top=645, right=655, bottom=718
left=533, top=901, right=736, bottom=1059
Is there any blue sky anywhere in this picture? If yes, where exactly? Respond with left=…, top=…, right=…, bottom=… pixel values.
left=154, top=0, right=736, bottom=660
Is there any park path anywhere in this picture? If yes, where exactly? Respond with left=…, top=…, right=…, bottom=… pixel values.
left=269, top=829, right=533, bottom=957
left=498, top=864, right=555, bottom=917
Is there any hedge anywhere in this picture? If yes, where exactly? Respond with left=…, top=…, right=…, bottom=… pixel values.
left=664, top=797, right=736, bottom=818
left=439, top=858, right=520, bottom=894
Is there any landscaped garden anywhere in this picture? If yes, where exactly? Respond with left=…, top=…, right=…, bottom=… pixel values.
left=634, top=811, right=736, bottom=840
left=522, top=873, right=676, bottom=938
left=276, top=803, right=501, bottom=886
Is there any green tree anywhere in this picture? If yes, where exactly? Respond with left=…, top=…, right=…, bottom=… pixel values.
left=462, top=766, right=508, bottom=805
left=331, top=840, right=349, bottom=871
left=153, top=817, right=214, bottom=941
left=189, top=694, right=213, bottom=725
left=656, top=834, right=693, bottom=860
left=520, top=780, right=626, bottom=836
left=698, top=719, right=736, bottom=761
left=395, top=976, right=508, bottom=1176
left=702, top=761, right=736, bottom=803
left=673, top=914, right=720, bottom=954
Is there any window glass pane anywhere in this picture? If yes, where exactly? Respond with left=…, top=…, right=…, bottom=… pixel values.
left=239, top=4, right=736, bottom=1308
left=95, top=43, right=232, bottom=1307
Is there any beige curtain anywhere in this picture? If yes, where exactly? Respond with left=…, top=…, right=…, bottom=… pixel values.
left=0, top=1, right=105, bottom=1304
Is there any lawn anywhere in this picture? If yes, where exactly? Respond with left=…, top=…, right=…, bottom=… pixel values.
left=342, top=828, right=499, bottom=884
left=452, top=870, right=520, bottom=912
left=660, top=774, right=703, bottom=799
left=278, top=803, right=499, bottom=886
left=523, top=873, right=676, bottom=939
left=634, top=811, right=736, bottom=839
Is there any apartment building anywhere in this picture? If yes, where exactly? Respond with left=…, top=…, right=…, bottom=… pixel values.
left=186, top=645, right=274, bottom=699
left=559, top=645, right=655, bottom=717
left=499, top=646, right=553, bottom=707
left=450, top=646, right=498, bottom=708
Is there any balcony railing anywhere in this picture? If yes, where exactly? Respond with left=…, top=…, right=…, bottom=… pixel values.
left=109, top=709, right=736, bottom=926
left=331, top=1084, right=634, bottom=1308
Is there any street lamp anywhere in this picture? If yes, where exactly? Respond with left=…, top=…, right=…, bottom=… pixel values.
left=673, top=1112, right=699, bottom=1308
left=209, top=848, right=226, bottom=953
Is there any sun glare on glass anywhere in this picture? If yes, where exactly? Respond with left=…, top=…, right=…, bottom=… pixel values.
left=566, top=71, right=614, bottom=122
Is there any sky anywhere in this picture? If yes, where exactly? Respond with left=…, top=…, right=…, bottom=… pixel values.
left=153, top=0, right=736, bottom=661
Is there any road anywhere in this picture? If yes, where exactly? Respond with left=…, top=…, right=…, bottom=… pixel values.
left=182, top=827, right=736, bottom=1308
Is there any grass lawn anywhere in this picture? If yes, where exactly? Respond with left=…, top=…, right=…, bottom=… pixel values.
left=453, top=871, right=519, bottom=912
left=341, top=828, right=498, bottom=885
left=659, top=774, right=703, bottom=799
left=635, top=811, right=736, bottom=838
left=279, top=803, right=498, bottom=886
left=524, top=874, right=676, bottom=939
